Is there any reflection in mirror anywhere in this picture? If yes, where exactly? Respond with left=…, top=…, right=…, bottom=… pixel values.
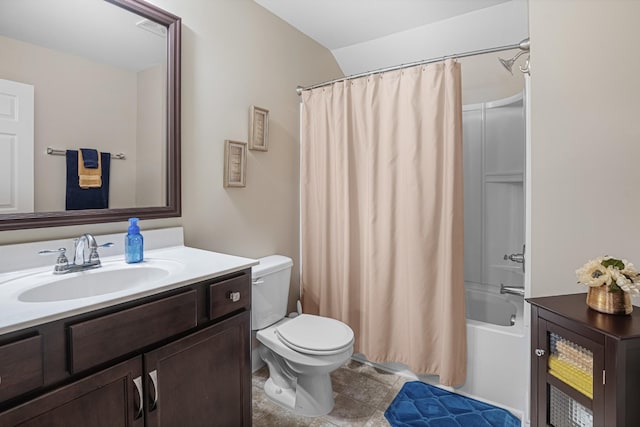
left=0, top=0, right=180, bottom=230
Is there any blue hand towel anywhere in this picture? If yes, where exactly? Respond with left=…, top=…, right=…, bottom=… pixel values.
left=80, top=148, right=99, bottom=169
left=65, top=150, right=111, bottom=210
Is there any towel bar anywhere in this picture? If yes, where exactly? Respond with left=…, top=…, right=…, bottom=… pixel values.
left=47, top=147, right=126, bottom=160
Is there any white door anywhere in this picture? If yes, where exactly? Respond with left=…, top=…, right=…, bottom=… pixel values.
left=0, top=79, right=34, bottom=214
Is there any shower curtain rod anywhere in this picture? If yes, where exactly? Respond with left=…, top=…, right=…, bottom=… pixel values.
left=296, top=42, right=522, bottom=95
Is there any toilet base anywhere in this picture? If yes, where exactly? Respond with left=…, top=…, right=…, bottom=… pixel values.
left=263, top=374, right=335, bottom=417
left=256, top=317, right=353, bottom=417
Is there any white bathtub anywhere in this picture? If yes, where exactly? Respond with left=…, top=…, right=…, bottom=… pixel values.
left=466, top=287, right=519, bottom=326
left=458, top=287, right=527, bottom=417
left=352, top=286, right=527, bottom=420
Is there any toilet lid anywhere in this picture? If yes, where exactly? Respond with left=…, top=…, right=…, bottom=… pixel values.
left=275, top=314, right=354, bottom=356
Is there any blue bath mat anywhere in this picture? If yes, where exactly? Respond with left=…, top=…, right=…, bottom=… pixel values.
left=384, top=381, right=520, bottom=427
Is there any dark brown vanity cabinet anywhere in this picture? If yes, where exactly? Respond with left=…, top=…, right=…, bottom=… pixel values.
left=145, top=312, right=250, bottom=427
left=0, top=269, right=251, bottom=427
left=0, top=357, right=143, bottom=427
left=529, top=293, right=640, bottom=427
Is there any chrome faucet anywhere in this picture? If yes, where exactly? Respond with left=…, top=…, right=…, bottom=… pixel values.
left=500, top=283, right=525, bottom=297
left=74, top=233, right=99, bottom=266
left=39, top=234, right=113, bottom=274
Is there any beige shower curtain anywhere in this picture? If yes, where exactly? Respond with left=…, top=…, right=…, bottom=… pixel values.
left=300, top=60, right=466, bottom=386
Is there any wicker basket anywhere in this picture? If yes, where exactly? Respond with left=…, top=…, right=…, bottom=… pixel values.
left=586, top=286, right=632, bottom=315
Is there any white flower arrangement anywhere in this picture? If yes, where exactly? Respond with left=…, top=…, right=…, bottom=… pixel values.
left=576, top=256, right=640, bottom=294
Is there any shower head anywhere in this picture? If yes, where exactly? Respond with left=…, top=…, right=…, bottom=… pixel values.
left=499, top=51, right=528, bottom=74
left=498, top=38, right=530, bottom=74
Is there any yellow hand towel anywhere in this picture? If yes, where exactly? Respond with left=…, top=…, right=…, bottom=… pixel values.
left=78, top=150, right=102, bottom=188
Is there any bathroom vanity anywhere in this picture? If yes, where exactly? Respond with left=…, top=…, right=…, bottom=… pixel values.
left=0, top=230, right=256, bottom=426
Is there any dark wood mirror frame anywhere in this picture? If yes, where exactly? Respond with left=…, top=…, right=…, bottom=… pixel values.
left=0, top=0, right=181, bottom=231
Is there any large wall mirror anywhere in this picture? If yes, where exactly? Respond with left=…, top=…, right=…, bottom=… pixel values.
left=0, top=0, right=180, bottom=231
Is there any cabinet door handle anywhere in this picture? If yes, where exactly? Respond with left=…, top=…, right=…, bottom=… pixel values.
left=535, top=349, right=545, bottom=357
left=229, top=291, right=241, bottom=302
left=133, top=376, right=144, bottom=419
left=148, top=370, right=159, bottom=411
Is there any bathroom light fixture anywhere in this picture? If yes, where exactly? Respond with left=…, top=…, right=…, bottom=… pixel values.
left=498, top=38, right=530, bottom=74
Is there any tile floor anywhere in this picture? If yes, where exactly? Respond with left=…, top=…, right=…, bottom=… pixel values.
left=252, top=360, right=409, bottom=426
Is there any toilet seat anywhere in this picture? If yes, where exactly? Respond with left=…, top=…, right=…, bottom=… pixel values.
left=275, top=314, right=354, bottom=356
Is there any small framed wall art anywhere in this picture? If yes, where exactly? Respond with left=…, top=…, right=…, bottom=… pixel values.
left=223, top=140, right=247, bottom=187
left=249, top=105, right=269, bottom=151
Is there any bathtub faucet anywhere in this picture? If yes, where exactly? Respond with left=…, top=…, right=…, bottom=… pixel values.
left=500, top=283, right=524, bottom=297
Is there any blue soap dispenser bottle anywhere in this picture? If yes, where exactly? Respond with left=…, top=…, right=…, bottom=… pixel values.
left=125, top=217, right=144, bottom=263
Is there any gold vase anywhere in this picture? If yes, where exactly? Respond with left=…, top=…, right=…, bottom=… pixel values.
left=586, top=286, right=633, bottom=315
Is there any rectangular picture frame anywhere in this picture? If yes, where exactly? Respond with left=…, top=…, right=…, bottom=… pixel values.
left=223, top=140, right=247, bottom=188
left=249, top=105, right=269, bottom=151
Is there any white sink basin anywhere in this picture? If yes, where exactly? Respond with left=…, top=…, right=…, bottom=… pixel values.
left=12, top=259, right=184, bottom=303
left=19, top=267, right=170, bottom=302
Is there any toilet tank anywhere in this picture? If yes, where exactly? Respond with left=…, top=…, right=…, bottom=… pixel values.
left=251, top=255, right=293, bottom=330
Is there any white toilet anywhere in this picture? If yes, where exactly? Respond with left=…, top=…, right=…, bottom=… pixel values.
left=252, top=255, right=354, bottom=416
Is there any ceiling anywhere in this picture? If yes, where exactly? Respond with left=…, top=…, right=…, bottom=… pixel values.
left=0, top=0, right=527, bottom=79
left=254, top=0, right=528, bottom=77
left=254, top=0, right=512, bottom=50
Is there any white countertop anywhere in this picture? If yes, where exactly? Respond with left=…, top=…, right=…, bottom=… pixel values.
left=0, top=245, right=258, bottom=335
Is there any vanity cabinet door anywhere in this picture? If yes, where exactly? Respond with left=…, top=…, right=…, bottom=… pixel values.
left=0, top=357, right=143, bottom=427
left=144, top=311, right=251, bottom=427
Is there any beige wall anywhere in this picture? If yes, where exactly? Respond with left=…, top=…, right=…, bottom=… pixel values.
left=0, top=0, right=343, bottom=312
left=529, top=0, right=640, bottom=297
left=0, top=35, right=138, bottom=211
left=147, top=0, right=342, bottom=311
